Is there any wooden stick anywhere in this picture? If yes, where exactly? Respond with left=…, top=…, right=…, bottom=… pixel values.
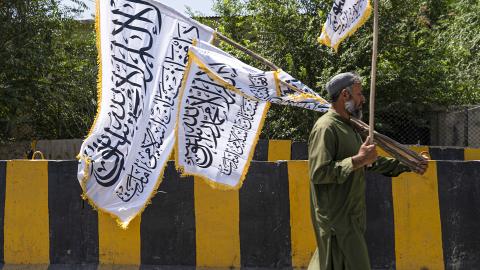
left=350, top=118, right=424, bottom=161
left=349, top=119, right=427, bottom=172
left=278, top=80, right=303, bottom=94
left=369, top=0, right=379, bottom=144
left=214, top=31, right=280, bottom=71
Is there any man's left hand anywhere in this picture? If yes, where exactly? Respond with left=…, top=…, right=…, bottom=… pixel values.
left=413, top=158, right=429, bottom=175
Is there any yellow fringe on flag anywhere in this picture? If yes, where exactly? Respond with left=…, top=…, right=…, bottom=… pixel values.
left=87, top=0, right=103, bottom=137
left=318, top=0, right=373, bottom=52
left=174, top=50, right=271, bottom=191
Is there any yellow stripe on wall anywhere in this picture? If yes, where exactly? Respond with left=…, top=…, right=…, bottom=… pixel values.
left=98, top=212, right=141, bottom=265
left=376, top=146, right=391, bottom=158
left=464, top=148, right=480, bottom=160
left=194, top=176, right=240, bottom=267
left=392, top=161, right=444, bottom=270
left=410, top=145, right=429, bottom=157
left=268, top=140, right=292, bottom=161
left=287, top=161, right=316, bottom=267
left=4, top=160, right=50, bottom=264
left=377, top=145, right=429, bottom=161
left=377, top=145, right=429, bottom=159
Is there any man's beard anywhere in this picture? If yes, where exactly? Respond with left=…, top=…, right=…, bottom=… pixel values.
left=345, top=99, right=363, bottom=119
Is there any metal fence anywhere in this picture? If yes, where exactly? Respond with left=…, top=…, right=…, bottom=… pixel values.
left=374, top=104, right=480, bottom=147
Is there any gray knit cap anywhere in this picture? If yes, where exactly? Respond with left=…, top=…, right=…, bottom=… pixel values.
left=326, top=72, right=360, bottom=98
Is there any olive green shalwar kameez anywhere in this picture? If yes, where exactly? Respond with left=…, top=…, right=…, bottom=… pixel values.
left=308, top=110, right=410, bottom=270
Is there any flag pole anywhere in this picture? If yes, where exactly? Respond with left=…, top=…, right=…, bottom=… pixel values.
left=369, top=0, right=379, bottom=144
left=215, top=32, right=280, bottom=71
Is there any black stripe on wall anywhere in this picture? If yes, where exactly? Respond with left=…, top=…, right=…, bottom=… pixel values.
left=239, top=161, right=292, bottom=267
left=429, top=147, right=464, bottom=161
left=437, top=161, right=480, bottom=269
left=141, top=161, right=196, bottom=266
left=253, top=139, right=268, bottom=161
left=0, top=161, right=6, bottom=264
left=365, top=172, right=396, bottom=270
left=48, top=161, right=99, bottom=264
left=291, top=141, right=308, bottom=160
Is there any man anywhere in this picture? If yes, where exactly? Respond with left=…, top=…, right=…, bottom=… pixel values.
left=307, top=72, right=427, bottom=270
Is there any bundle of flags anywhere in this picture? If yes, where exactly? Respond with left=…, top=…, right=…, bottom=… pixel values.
left=78, top=0, right=371, bottom=228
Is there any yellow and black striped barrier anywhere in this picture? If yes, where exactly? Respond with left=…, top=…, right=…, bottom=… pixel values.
left=254, top=139, right=480, bottom=161
left=0, top=159, right=479, bottom=269
left=2, top=139, right=479, bottom=161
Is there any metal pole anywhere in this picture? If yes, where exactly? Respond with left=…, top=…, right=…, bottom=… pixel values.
left=215, top=32, right=280, bottom=71
left=369, top=0, right=379, bottom=143
left=464, top=107, right=469, bottom=146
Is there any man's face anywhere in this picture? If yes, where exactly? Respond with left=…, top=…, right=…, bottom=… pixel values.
left=344, top=83, right=365, bottom=119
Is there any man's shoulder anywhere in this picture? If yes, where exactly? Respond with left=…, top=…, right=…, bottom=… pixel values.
left=313, top=112, right=336, bottom=130
left=309, top=113, right=338, bottom=145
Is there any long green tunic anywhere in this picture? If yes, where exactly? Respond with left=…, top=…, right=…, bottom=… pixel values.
left=307, top=110, right=409, bottom=270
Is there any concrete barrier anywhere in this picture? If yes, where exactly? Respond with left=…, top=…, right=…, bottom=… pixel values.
left=254, top=140, right=480, bottom=161
left=0, top=159, right=479, bottom=269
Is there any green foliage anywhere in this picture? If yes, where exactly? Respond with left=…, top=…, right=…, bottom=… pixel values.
left=0, top=0, right=96, bottom=141
left=433, top=0, right=480, bottom=104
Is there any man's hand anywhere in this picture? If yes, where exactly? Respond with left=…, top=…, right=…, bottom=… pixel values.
left=413, top=152, right=430, bottom=175
left=352, top=136, right=378, bottom=169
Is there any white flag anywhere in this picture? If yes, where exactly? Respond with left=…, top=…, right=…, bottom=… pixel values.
left=77, top=0, right=213, bottom=228
left=318, top=0, right=372, bottom=51
left=175, top=41, right=330, bottom=189
left=192, top=41, right=330, bottom=112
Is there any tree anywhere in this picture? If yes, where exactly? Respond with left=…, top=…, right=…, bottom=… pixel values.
left=433, top=0, right=480, bottom=104
left=0, top=0, right=97, bottom=142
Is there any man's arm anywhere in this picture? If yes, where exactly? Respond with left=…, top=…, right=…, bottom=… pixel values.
left=368, top=156, right=411, bottom=177
left=308, top=125, right=377, bottom=184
